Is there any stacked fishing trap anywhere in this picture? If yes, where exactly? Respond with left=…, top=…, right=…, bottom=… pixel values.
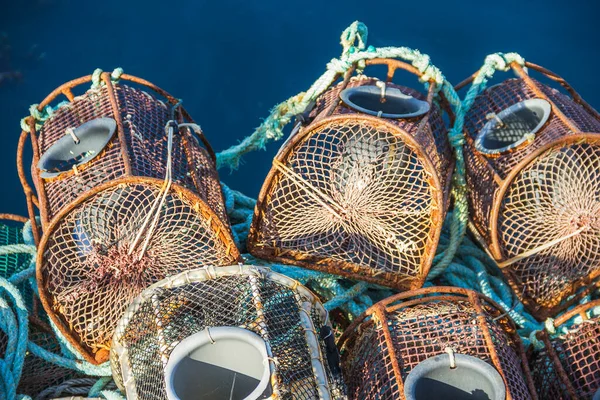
left=17, top=71, right=240, bottom=364
left=0, top=20, right=598, bottom=400
left=338, top=287, right=537, bottom=400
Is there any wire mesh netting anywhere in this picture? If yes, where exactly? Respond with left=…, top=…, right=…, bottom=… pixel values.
left=530, top=301, right=600, bottom=400
left=249, top=76, right=452, bottom=290
left=0, top=222, right=82, bottom=399
left=498, top=140, right=600, bottom=311
left=14, top=328, right=85, bottom=399
left=111, top=265, right=345, bottom=400
left=338, top=287, right=536, bottom=400
left=21, top=75, right=241, bottom=364
left=32, top=81, right=227, bottom=226
left=38, top=178, right=239, bottom=364
left=0, top=222, right=31, bottom=277
left=463, top=69, right=600, bottom=318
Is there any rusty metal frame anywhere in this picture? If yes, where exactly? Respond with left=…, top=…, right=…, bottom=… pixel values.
left=338, top=286, right=538, bottom=400
left=248, top=58, right=456, bottom=290
left=458, top=60, right=600, bottom=320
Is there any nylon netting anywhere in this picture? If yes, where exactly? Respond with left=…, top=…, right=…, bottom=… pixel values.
left=498, top=141, right=600, bottom=309
left=339, top=291, right=534, bottom=400
left=531, top=316, right=600, bottom=399
left=250, top=117, right=442, bottom=289
left=38, top=180, right=239, bottom=363
left=35, top=83, right=227, bottom=226
left=111, top=266, right=344, bottom=400
left=0, top=224, right=31, bottom=277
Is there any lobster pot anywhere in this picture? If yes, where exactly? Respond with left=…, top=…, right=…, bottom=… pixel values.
left=249, top=59, right=454, bottom=290
left=530, top=300, right=600, bottom=400
left=18, top=73, right=240, bottom=364
left=463, top=61, right=600, bottom=319
left=111, top=265, right=345, bottom=400
left=338, top=287, right=537, bottom=400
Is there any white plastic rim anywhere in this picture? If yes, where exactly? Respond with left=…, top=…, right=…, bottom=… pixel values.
left=340, top=85, right=430, bottom=119
left=474, top=98, right=552, bottom=156
left=164, top=326, right=272, bottom=400
left=403, top=353, right=506, bottom=400
left=37, top=117, right=117, bottom=178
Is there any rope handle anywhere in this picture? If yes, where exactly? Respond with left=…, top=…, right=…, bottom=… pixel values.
left=216, top=21, right=463, bottom=170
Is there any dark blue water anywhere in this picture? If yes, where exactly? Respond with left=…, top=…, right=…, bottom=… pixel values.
left=1, top=0, right=598, bottom=216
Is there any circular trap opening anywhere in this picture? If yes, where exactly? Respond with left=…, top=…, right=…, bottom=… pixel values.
left=165, top=327, right=272, bottom=400
left=404, top=353, right=506, bottom=400
left=593, top=388, right=600, bottom=400
left=340, top=85, right=430, bottom=119
left=37, top=117, right=117, bottom=178
left=475, top=98, right=551, bottom=155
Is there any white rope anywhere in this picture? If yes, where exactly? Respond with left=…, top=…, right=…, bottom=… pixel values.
left=127, top=121, right=175, bottom=259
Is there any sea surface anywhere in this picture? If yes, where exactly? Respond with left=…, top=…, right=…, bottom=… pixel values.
left=0, top=0, right=598, bottom=215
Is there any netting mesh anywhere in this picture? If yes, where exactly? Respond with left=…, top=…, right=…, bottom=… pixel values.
left=464, top=75, right=600, bottom=317
left=530, top=306, right=600, bottom=399
left=499, top=140, right=600, bottom=310
left=338, top=289, right=535, bottom=400
left=249, top=78, right=452, bottom=289
left=16, top=328, right=85, bottom=399
left=111, top=265, right=343, bottom=400
left=0, top=223, right=31, bottom=277
left=38, top=179, right=239, bottom=363
left=34, top=83, right=227, bottom=226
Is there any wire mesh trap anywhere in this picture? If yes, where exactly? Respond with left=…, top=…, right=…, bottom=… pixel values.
left=248, top=58, right=455, bottom=290
left=530, top=299, right=600, bottom=400
left=110, top=264, right=345, bottom=400
left=460, top=61, right=600, bottom=319
left=337, top=287, right=537, bottom=400
left=17, top=71, right=241, bottom=364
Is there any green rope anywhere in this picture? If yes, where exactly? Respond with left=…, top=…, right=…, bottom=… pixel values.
left=216, top=21, right=450, bottom=170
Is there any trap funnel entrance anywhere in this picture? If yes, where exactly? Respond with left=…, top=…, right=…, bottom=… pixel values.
left=404, top=353, right=506, bottom=400
left=474, top=99, right=551, bottom=155
left=38, top=117, right=117, bottom=178
left=164, top=327, right=272, bottom=400
left=340, top=85, right=430, bottom=119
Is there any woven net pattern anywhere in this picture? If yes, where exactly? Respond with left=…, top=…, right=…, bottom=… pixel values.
left=499, top=140, right=600, bottom=309
left=250, top=79, right=451, bottom=289
left=38, top=180, right=239, bottom=362
left=531, top=318, right=600, bottom=399
left=16, top=328, right=84, bottom=398
left=111, top=266, right=340, bottom=400
left=339, top=292, right=534, bottom=400
left=0, top=223, right=31, bottom=277
left=463, top=77, right=600, bottom=316
left=35, top=83, right=226, bottom=225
